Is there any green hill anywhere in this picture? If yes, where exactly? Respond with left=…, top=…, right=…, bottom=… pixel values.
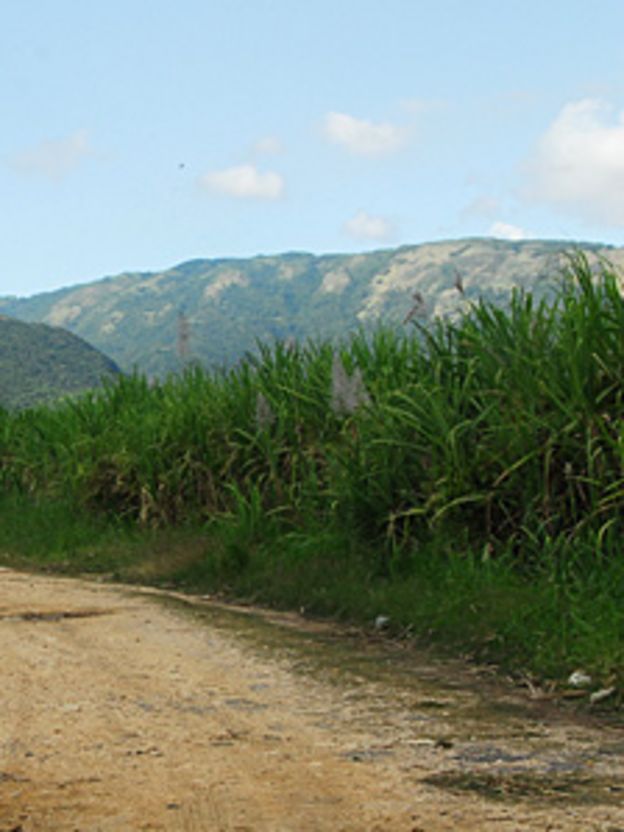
left=0, top=316, right=121, bottom=409
left=2, top=238, right=622, bottom=377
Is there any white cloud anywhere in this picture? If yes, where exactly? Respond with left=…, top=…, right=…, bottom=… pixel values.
left=343, top=210, right=394, bottom=241
left=488, top=221, right=528, bottom=241
left=10, top=129, right=93, bottom=181
left=200, top=164, right=284, bottom=199
left=524, top=98, right=624, bottom=226
left=323, top=112, right=406, bottom=157
left=252, top=135, right=284, bottom=155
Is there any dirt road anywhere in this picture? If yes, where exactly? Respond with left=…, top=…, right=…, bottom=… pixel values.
left=0, top=567, right=623, bottom=831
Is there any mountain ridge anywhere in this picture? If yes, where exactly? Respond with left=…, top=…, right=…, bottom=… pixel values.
left=2, top=237, right=622, bottom=377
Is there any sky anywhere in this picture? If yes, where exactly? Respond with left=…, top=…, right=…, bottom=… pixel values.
left=2, top=0, right=624, bottom=297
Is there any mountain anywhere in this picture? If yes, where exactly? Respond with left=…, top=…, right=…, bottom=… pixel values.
left=2, top=238, right=622, bottom=377
left=0, top=316, right=121, bottom=410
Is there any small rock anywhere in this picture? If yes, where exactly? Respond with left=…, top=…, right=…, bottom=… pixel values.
left=374, top=615, right=390, bottom=631
left=567, top=670, right=592, bottom=688
left=590, top=686, right=616, bottom=705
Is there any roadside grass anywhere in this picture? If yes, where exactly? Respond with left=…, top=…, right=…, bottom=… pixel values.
left=168, top=519, right=624, bottom=688
left=0, top=493, right=124, bottom=570
left=0, top=493, right=207, bottom=578
left=0, top=253, right=623, bottom=696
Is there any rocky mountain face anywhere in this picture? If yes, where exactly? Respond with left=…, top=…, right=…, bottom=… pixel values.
left=2, top=238, right=622, bottom=377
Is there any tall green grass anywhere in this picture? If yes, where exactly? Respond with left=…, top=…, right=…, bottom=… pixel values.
left=1, top=254, right=623, bottom=687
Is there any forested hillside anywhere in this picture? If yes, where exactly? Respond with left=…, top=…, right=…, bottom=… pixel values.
left=0, top=316, right=120, bottom=409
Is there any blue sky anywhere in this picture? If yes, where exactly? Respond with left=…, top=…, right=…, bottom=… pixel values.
left=2, top=0, right=624, bottom=297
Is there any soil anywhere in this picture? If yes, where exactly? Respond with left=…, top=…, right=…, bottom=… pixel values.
left=1, top=567, right=623, bottom=831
